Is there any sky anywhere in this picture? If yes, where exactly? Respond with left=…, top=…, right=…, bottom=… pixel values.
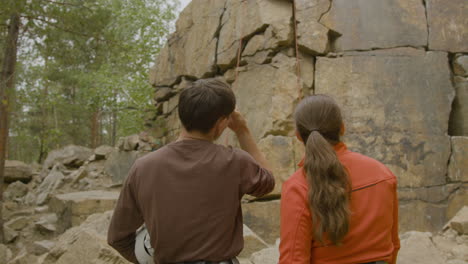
left=179, top=0, right=192, bottom=12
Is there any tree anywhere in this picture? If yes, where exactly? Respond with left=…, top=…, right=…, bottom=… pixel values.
left=0, top=0, right=178, bottom=242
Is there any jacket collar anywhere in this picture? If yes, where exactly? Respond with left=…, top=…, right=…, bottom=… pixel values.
left=298, top=142, right=348, bottom=167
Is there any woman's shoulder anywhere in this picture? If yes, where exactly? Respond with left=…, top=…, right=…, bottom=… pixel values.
left=283, top=168, right=308, bottom=194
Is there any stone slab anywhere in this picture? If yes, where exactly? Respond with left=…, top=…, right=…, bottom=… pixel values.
left=316, top=52, right=453, bottom=188
left=427, top=0, right=468, bottom=52
left=320, top=0, right=427, bottom=51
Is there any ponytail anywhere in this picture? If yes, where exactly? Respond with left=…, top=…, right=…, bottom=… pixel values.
left=304, top=131, right=350, bottom=245
left=295, top=95, right=351, bottom=245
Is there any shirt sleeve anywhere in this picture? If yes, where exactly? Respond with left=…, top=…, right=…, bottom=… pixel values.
left=237, top=149, right=275, bottom=197
left=107, top=163, right=144, bottom=264
left=279, top=179, right=313, bottom=264
left=390, top=177, right=400, bottom=264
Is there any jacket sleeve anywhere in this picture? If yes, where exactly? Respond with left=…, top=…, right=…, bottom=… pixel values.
left=237, top=149, right=275, bottom=197
left=390, top=177, right=400, bottom=264
left=279, top=179, right=313, bottom=264
left=107, top=163, right=144, bottom=263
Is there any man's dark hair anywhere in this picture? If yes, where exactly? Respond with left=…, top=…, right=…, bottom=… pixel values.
left=178, top=78, right=236, bottom=133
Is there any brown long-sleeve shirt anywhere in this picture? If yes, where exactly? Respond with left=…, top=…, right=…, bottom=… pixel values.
left=108, top=139, right=275, bottom=264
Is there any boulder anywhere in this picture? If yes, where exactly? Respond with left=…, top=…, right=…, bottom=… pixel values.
left=315, top=52, right=453, bottom=188
left=94, top=145, right=114, bottom=160
left=242, top=200, right=280, bottom=245
left=117, top=134, right=140, bottom=151
left=35, top=213, right=58, bottom=234
left=3, top=181, right=28, bottom=200
left=6, top=252, right=37, bottom=264
left=447, top=185, right=468, bottom=220
left=320, top=0, right=427, bottom=51
left=0, top=244, right=12, bottom=263
left=250, top=247, right=279, bottom=264
left=4, top=160, right=33, bottom=183
left=4, top=226, right=18, bottom=244
left=398, top=232, right=445, bottom=264
left=239, top=225, right=269, bottom=258
left=427, top=0, right=468, bottom=52
left=449, top=137, right=468, bottom=182
left=54, top=230, right=130, bottom=264
left=150, top=0, right=226, bottom=86
left=453, top=55, right=468, bottom=77
left=31, top=240, right=55, bottom=256
left=447, top=206, right=468, bottom=235
left=40, top=211, right=114, bottom=263
left=104, top=150, right=140, bottom=184
left=5, top=216, right=29, bottom=231
left=36, top=165, right=65, bottom=205
left=69, top=166, right=88, bottom=185
left=48, top=191, right=119, bottom=234
left=43, top=145, right=93, bottom=169
left=449, top=77, right=468, bottom=136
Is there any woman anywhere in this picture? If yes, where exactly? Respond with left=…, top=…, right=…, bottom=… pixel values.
left=279, top=95, right=400, bottom=264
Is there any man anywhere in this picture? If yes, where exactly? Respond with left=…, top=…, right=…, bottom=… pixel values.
left=108, top=78, right=275, bottom=264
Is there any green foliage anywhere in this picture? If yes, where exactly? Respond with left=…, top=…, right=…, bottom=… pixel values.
left=2, top=0, right=178, bottom=163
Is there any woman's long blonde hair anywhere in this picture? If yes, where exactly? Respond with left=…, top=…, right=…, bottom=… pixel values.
left=294, top=95, right=351, bottom=245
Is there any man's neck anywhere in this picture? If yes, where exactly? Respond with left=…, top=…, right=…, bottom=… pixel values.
left=178, top=129, right=215, bottom=142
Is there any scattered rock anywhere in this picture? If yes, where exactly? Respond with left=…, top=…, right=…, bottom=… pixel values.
left=4, top=160, right=33, bottom=184
left=6, top=251, right=37, bottom=264
left=4, top=181, right=28, bottom=200
left=250, top=247, right=279, bottom=264
left=35, top=214, right=58, bottom=234
left=242, top=200, right=280, bottom=245
left=448, top=206, right=468, bottom=235
left=94, top=145, right=114, bottom=160
left=104, top=150, right=140, bottom=184
left=69, top=166, right=88, bottom=185
left=4, top=226, right=18, bottom=244
left=31, top=240, right=55, bottom=256
left=239, top=225, right=269, bottom=258
left=48, top=191, right=119, bottom=234
left=398, top=232, right=445, bottom=264
left=43, top=145, right=93, bottom=169
left=453, top=56, right=468, bottom=77
left=0, top=244, right=13, bottom=263
left=36, top=165, right=65, bottom=205
left=5, top=216, right=29, bottom=231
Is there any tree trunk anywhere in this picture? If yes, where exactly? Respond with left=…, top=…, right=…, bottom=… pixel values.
left=0, top=14, right=20, bottom=243
left=91, top=109, right=101, bottom=148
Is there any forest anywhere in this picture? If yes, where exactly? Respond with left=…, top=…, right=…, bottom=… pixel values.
left=0, top=0, right=179, bottom=164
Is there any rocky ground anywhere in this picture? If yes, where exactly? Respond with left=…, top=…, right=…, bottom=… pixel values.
left=1, top=134, right=467, bottom=264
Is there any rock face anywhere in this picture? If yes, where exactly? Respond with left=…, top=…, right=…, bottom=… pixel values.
left=398, top=232, right=445, bottom=264
left=104, top=150, right=140, bottom=184
left=149, top=0, right=466, bottom=234
left=320, top=0, right=428, bottom=51
left=48, top=191, right=119, bottom=234
left=4, top=160, right=33, bottom=183
left=426, top=0, right=468, bottom=52
left=449, top=137, right=468, bottom=183
left=315, top=52, right=453, bottom=188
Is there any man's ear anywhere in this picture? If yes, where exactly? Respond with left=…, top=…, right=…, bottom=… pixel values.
left=340, top=123, right=345, bottom=136
left=295, top=130, right=304, bottom=143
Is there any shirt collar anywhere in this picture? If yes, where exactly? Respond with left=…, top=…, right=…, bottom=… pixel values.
left=298, top=142, right=348, bottom=167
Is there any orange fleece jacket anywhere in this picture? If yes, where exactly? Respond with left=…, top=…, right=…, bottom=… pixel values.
left=279, top=143, right=400, bottom=264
